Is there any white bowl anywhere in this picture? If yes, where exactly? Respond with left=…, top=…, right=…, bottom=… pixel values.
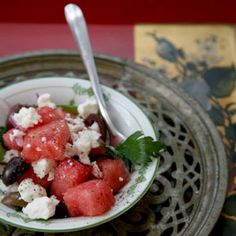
left=0, top=77, right=158, bottom=233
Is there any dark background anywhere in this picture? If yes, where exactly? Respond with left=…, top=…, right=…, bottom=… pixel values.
left=1, top=0, right=236, bottom=24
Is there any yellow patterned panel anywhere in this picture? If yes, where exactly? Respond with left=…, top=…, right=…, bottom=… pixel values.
left=135, top=24, right=236, bottom=193
left=135, top=25, right=236, bottom=108
left=135, top=24, right=236, bottom=71
left=135, top=25, right=236, bottom=111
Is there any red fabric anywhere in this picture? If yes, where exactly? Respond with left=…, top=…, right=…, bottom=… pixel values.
left=1, top=0, right=236, bottom=24
left=0, top=23, right=133, bottom=59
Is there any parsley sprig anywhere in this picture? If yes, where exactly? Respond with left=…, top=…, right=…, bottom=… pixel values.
left=114, top=131, right=165, bottom=164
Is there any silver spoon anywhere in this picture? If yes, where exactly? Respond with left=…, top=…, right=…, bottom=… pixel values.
left=64, top=3, right=125, bottom=146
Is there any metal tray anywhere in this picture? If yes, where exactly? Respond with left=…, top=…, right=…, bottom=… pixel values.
left=0, top=50, right=227, bottom=236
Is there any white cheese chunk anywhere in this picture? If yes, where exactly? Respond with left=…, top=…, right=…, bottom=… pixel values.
left=18, top=178, right=46, bottom=203
left=32, top=158, right=56, bottom=180
left=77, top=96, right=98, bottom=119
left=47, top=170, right=55, bottom=181
left=0, top=179, right=19, bottom=193
left=64, top=142, right=76, bottom=157
left=0, top=166, right=4, bottom=176
left=9, top=129, right=25, bottom=147
left=3, top=149, right=20, bottom=163
left=22, top=196, right=59, bottom=220
left=79, top=129, right=101, bottom=148
left=91, top=161, right=103, bottom=178
left=74, top=134, right=91, bottom=153
left=12, top=107, right=42, bottom=129
left=89, top=122, right=100, bottom=132
left=73, top=129, right=101, bottom=164
left=65, top=113, right=85, bottom=139
left=119, top=177, right=124, bottom=182
left=37, top=93, right=56, bottom=109
left=9, top=129, right=25, bottom=142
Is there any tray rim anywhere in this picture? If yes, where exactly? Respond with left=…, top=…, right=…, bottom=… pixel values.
left=0, top=49, right=228, bottom=235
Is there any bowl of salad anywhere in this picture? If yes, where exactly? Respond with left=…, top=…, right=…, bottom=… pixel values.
left=0, top=77, right=164, bottom=232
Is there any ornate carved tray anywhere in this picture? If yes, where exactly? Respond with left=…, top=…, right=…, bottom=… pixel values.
left=0, top=50, right=227, bottom=236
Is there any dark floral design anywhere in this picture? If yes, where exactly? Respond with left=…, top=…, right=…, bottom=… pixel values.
left=203, top=66, right=236, bottom=98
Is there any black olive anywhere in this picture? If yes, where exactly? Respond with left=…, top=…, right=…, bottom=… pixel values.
left=54, top=201, right=69, bottom=218
left=2, top=157, right=29, bottom=186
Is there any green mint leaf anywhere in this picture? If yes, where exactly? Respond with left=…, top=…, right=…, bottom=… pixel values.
left=115, top=131, right=165, bottom=164
left=58, top=105, right=78, bottom=114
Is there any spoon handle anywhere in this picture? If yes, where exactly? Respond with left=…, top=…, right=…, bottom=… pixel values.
left=64, top=4, right=105, bottom=107
left=64, top=4, right=121, bottom=137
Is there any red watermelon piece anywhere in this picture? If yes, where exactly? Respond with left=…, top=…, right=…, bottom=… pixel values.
left=22, top=120, right=70, bottom=163
left=63, top=179, right=115, bottom=216
left=51, top=159, right=92, bottom=200
left=37, top=107, right=65, bottom=125
left=97, top=157, right=129, bottom=193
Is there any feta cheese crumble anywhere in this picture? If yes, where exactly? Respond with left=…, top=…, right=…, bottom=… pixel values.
left=91, top=161, right=103, bottom=178
left=0, top=179, right=19, bottom=193
left=64, top=142, right=76, bottom=157
left=41, top=136, right=47, bottom=142
left=119, top=177, right=124, bottom=182
left=2, top=149, right=20, bottom=163
left=77, top=96, right=98, bottom=119
left=65, top=114, right=85, bottom=137
left=73, top=129, right=101, bottom=164
left=9, top=129, right=25, bottom=142
left=22, top=195, right=59, bottom=220
left=13, top=107, right=42, bottom=129
left=32, top=158, right=56, bottom=180
left=18, top=178, right=46, bottom=203
left=9, top=129, right=25, bottom=147
left=47, top=170, right=55, bottom=182
left=79, top=129, right=101, bottom=148
left=37, top=93, right=56, bottom=109
left=89, top=122, right=100, bottom=132
left=0, top=166, right=4, bottom=176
